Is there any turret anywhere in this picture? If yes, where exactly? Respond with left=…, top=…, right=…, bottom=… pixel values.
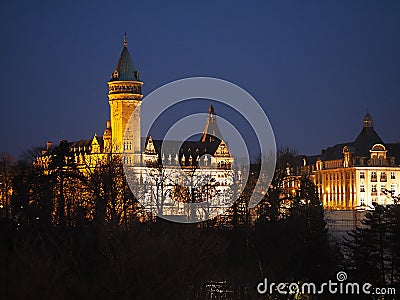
left=108, top=33, right=143, bottom=157
left=103, top=120, right=112, bottom=152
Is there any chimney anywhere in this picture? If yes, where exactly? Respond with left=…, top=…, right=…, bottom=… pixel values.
left=46, top=141, right=52, bottom=150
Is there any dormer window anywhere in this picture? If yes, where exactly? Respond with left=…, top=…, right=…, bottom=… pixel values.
left=370, top=144, right=387, bottom=162
left=112, top=70, right=119, bottom=79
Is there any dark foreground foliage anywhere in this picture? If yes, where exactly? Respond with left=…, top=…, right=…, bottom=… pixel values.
left=0, top=150, right=358, bottom=299
left=0, top=217, right=344, bottom=300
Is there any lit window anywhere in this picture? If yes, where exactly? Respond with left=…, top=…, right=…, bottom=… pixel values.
left=371, top=172, right=377, bottom=181
left=381, top=172, right=387, bottom=181
left=371, top=184, right=377, bottom=193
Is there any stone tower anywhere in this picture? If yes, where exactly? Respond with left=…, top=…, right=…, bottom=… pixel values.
left=107, top=33, right=142, bottom=159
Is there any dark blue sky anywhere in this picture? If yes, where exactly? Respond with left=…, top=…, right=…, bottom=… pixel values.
left=1, top=0, right=399, bottom=157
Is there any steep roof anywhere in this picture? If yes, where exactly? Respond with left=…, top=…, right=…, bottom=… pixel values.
left=201, top=104, right=223, bottom=143
left=142, top=105, right=227, bottom=161
left=352, top=126, right=383, bottom=157
left=321, top=142, right=351, bottom=161
left=109, top=34, right=139, bottom=81
left=150, top=139, right=221, bottom=159
left=385, top=143, right=400, bottom=164
left=320, top=113, right=384, bottom=160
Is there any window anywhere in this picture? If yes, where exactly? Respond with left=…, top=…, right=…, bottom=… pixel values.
left=381, top=184, right=386, bottom=193
left=371, top=184, right=377, bottom=195
left=371, top=171, right=377, bottom=182
left=380, top=172, right=387, bottom=182
left=391, top=171, right=396, bottom=179
left=360, top=184, right=365, bottom=192
left=391, top=184, right=396, bottom=193
left=360, top=171, right=365, bottom=179
left=124, top=141, right=133, bottom=150
left=360, top=198, right=365, bottom=206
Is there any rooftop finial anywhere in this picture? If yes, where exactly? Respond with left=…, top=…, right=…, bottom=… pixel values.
left=123, top=32, right=127, bottom=48
left=209, top=102, right=214, bottom=114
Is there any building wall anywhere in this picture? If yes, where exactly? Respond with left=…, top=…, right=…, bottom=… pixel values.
left=315, top=168, right=356, bottom=210
left=314, top=167, right=400, bottom=210
left=355, top=168, right=399, bottom=208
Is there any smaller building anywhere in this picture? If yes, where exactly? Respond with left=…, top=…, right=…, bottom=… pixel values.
left=288, top=113, right=400, bottom=210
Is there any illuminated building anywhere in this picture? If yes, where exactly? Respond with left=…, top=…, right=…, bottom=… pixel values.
left=40, top=34, right=235, bottom=220
left=287, top=113, right=400, bottom=210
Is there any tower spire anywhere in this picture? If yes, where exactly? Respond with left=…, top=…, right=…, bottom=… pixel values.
left=123, top=32, right=127, bottom=48
left=201, top=104, right=222, bottom=142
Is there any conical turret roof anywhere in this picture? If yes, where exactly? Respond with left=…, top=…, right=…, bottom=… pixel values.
left=109, top=33, right=139, bottom=81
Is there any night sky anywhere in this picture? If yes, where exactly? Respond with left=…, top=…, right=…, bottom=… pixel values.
left=1, top=1, right=399, bottom=158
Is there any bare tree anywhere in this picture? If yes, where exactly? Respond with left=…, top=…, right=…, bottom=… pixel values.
left=144, top=165, right=174, bottom=217
left=87, top=155, right=137, bottom=229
